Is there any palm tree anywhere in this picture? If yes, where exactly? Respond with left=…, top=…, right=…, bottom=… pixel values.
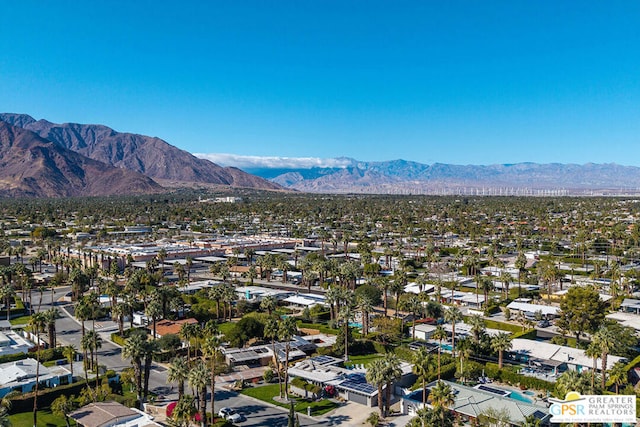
left=490, top=333, right=512, bottom=369
left=456, top=338, right=473, bottom=385
left=203, top=334, right=222, bottom=423
left=431, top=326, right=448, bottom=380
left=260, top=295, right=277, bottom=316
left=593, top=325, right=617, bottom=391
left=366, top=359, right=387, bottom=417
left=146, top=296, right=163, bottom=340
left=0, top=284, right=15, bottom=322
left=556, top=370, right=591, bottom=398
left=170, top=395, right=197, bottom=427
left=167, top=356, right=189, bottom=400
left=278, top=316, right=298, bottom=400
left=443, top=307, right=463, bottom=358
left=429, top=381, right=455, bottom=427
left=123, top=332, right=146, bottom=409
left=44, top=307, right=59, bottom=348
left=62, top=345, right=77, bottom=378
left=142, top=339, right=159, bottom=403
left=339, top=304, right=354, bottom=361
left=374, top=276, right=391, bottom=317
left=188, top=359, right=209, bottom=427
left=499, top=271, right=512, bottom=299
left=325, top=286, right=340, bottom=322
left=584, top=340, right=600, bottom=392
left=264, top=317, right=284, bottom=398
left=180, top=322, right=199, bottom=361
left=28, top=311, right=46, bottom=427
left=608, top=361, right=628, bottom=394
left=356, top=293, right=374, bottom=336
left=468, top=314, right=485, bottom=344
left=412, top=347, right=433, bottom=405
left=383, top=353, right=402, bottom=416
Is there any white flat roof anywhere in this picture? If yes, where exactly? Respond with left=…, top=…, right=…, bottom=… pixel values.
left=506, top=301, right=559, bottom=316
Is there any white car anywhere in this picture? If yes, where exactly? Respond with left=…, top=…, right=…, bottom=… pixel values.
left=218, top=407, right=243, bottom=423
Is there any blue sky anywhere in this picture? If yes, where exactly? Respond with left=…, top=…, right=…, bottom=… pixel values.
left=2, top=1, right=640, bottom=167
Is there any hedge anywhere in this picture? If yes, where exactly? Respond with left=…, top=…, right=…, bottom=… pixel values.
left=111, top=332, right=126, bottom=346
left=8, top=380, right=90, bottom=414
left=511, top=329, right=537, bottom=340
left=484, top=362, right=555, bottom=393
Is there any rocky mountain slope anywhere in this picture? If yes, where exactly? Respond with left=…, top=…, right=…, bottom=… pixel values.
left=0, top=113, right=281, bottom=190
left=0, top=120, right=163, bottom=197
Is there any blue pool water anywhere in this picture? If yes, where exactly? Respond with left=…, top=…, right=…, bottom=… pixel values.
left=507, top=390, right=533, bottom=403
left=348, top=322, right=363, bottom=328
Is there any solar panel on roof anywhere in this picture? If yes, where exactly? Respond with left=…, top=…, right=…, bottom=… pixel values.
left=311, top=355, right=336, bottom=365
left=477, top=385, right=510, bottom=396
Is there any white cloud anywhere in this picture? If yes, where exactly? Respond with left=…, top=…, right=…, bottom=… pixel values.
left=194, top=153, right=352, bottom=169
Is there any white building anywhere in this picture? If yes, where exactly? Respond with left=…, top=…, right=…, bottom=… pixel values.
left=0, top=358, right=72, bottom=397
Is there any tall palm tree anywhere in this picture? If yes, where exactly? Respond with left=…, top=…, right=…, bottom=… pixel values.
left=339, top=304, right=354, bottom=361
left=431, top=326, right=448, bottom=380
left=264, top=317, right=284, bottom=398
left=44, top=307, right=59, bottom=348
left=608, top=361, right=628, bottom=394
left=203, top=334, right=222, bottom=423
left=325, top=286, right=340, bottom=322
left=260, top=295, right=277, bottom=316
left=143, top=339, right=159, bottom=403
left=499, top=271, right=512, bottom=299
left=374, top=276, right=391, bottom=317
left=171, top=395, right=197, bottom=427
left=468, top=315, right=485, bottom=344
left=278, top=316, right=298, bottom=400
left=180, top=322, right=199, bottom=361
left=356, top=293, right=374, bottom=336
left=62, top=345, right=77, bottom=378
left=28, top=311, right=46, bottom=427
left=593, top=325, right=617, bottom=391
left=122, top=333, right=146, bottom=409
left=167, top=356, right=189, bottom=400
left=0, top=284, right=15, bottom=322
left=188, top=359, right=209, bottom=427
left=490, top=333, right=512, bottom=369
left=429, top=381, right=455, bottom=427
left=383, top=353, right=402, bottom=416
left=584, top=341, right=600, bottom=392
left=443, top=307, right=463, bottom=358
left=366, top=359, right=387, bottom=417
left=412, top=347, right=434, bottom=405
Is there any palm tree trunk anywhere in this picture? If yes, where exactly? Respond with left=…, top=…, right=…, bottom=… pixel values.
left=378, top=385, right=384, bottom=417
left=284, top=345, right=290, bottom=400
left=33, top=327, right=40, bottom=427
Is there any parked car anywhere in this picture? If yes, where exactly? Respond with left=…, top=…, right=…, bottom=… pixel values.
left=218, top=407, right=243, bottom=423
left=537, top=319, right=550, bottom=328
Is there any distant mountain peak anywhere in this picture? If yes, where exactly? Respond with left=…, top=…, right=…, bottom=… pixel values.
left=1, top=113, right=282, bottom=192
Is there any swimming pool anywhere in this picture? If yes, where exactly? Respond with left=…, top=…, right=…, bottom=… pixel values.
left=506, top=390, right=533, bottom=403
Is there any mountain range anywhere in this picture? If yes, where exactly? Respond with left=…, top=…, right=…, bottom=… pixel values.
left=242, top=158, right=640, bottom=195
left=0, top=113, right=280, bottom=197
left=2, top=112, right=639, bottom=197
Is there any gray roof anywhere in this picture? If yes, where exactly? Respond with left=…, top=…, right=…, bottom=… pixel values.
left=69, top=401, right=138, bottom=427
left=425, top=380, right=551, bottom=424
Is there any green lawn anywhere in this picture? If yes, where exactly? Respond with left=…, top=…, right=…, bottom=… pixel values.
left=217, top=322, right=235, bottom=336
left=241, top=384, right=338, bottom=416
left=345, top=354, right=383, bottom=368
left=9, top=314, right=31, bottom=325
left=9, top=409, right=68, bottom=427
